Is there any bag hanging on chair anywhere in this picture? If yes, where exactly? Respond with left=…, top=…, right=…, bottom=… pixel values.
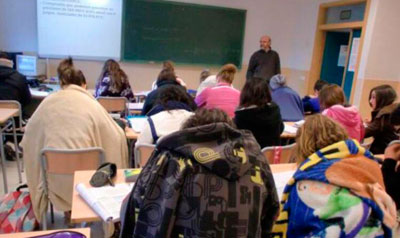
left=0, top=184, right=39, bottom=233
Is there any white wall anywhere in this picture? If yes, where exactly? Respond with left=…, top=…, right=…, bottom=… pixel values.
left=0, top=0, right=332, bottom=91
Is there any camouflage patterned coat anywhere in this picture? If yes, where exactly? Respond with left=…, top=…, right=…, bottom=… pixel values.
left=120, top=122, right=279, bottom=238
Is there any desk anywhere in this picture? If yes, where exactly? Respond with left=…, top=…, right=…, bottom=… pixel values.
left=0, top=108, right=19, bottom=193
left=29, top=84, right=61, bottom=99
left=71, top=163, right=296, bottom=224
left=0, top=228, right=90, bottom=238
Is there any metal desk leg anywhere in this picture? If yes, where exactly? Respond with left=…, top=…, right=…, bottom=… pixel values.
left=11, top=118, right=22, bottom=183
left=0, top=128, right=8, bottom=193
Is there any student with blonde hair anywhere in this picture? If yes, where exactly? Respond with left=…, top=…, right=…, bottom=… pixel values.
left=319, top=84, right=364, bottom=142
left=272, top=114, right=399, bottom=237
left=195, top=63, right=240, bottom=117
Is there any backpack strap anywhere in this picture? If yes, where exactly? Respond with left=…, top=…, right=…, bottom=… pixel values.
left=147, top=117, right=159, bottom=143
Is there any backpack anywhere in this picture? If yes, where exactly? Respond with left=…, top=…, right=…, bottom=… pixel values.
left=0, top=184, right=39, bottom=233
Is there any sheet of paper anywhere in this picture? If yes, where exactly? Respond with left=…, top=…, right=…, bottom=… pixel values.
left=128, top=102, right=144, bottom=110
left=284, top=124, right=298, bottom=134
left=128, top=117, right=147, bottom=132
left=348, top=37, right=360, bottom=72
left=337, top=45, right=348, bottom=67
left=272, top=170, right=295, bottom=200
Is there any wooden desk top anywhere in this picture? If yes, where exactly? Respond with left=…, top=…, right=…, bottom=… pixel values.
left=71, top=163, right=296, bottom=223
left=125, top=127, right=139, bottom=140
left=0, top=228, right=90, bottom=238
left=0, top=108, right=19, bottom=124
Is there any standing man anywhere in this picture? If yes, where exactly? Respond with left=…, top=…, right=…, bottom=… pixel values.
left=246, top=35, right=281, bottom=83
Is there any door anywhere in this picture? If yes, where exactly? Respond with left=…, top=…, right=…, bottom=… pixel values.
left=343, top=29, right=362, bottom=99
left=320, top=31, right=350, bottom=86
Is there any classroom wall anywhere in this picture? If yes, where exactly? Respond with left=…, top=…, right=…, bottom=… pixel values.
left=0, top=0, right=333, bottom=94
left=352, top=0, right=400, bottom=119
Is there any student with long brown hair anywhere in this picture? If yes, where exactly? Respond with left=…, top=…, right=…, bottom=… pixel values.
left=95, top=59, right=134, bottom=101
left=195, top=63, right=240, bottom=117
left=365, top=84, right=398, bottom=154
left=272, top=115, right=398, bottom=237
left=319, top=84, right=364, bottom=142
left=235, top=78, right=283, bottom=148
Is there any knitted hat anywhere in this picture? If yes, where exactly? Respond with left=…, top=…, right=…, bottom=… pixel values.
left=390, top=104, right=400, bottom=125
left=269, top=74, right=286, bottom=90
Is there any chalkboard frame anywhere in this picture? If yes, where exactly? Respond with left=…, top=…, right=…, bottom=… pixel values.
left=121, top=0, right=246, bottom=68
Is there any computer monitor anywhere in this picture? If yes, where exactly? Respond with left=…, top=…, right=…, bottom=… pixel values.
left=16, top=55, right=37, bottom=77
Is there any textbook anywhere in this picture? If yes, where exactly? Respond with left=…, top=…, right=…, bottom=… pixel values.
left=76, top=183, right=133, bottom=222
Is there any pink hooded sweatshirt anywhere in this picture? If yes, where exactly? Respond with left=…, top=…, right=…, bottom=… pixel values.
left=322, top=105, right=365, bottom=142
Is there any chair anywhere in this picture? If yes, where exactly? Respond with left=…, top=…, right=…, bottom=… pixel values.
left=261, top=143, right=296, bottom=164
left=40, top=147, right=105, bottom=230
left=361, top=138, right=373, bottom=150
left=0, top=100, right=23, bottom=184
left=134, top=143, right=156, bottom=168
left=97, top=97, right=128, bottom=116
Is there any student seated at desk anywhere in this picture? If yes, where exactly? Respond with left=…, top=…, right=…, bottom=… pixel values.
left=21, top=58, right=128, bottom=222
left=120, top=108, right=279, bottom=237
left=319, top=84, right=364, bottom=142
left=142, top=69, right=196, bottom=115
left=0, top=52, right=32, bottom=118
left=95, top=59, right=135, bottom=102
left=272, top=115, right=399, bottom=237
left=136, top=85, right=194, bottom=144
left=195, top=64, right=240, bottom=118
left=235, top=78, right=283, bottom=148
left=365, top=85, right=398, bottom=154
left=269, top=74, right=304, bottom=121
left=302, top=79, right=328, bottom=114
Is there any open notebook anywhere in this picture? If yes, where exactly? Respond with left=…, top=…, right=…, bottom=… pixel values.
left=76, top=183, right=133, bottom=222
left=127, top=116, right=147, bottom=132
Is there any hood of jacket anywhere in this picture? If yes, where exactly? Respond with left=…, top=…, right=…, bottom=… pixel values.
left=157, top=122, right=260, bottom=181
left=323, top=104, right=361, bottom=127
left=0, top=66, right=15, bottom=80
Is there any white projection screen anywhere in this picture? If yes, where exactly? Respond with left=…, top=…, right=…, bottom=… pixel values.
left=37, top=0, right=123, bottom=60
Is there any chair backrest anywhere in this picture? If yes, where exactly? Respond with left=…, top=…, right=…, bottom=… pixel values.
left=261, top=143, right=296, bottom=164
left=97, top=97, right=128, bottom=116
left=134, top=143, right=156, bottom=167
left=0, top=100, right=23, bottom=128
left=41, top=147, right=105, bottom=175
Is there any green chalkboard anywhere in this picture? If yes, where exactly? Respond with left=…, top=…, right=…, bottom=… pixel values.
left=122, top=0, right=246, bottom=67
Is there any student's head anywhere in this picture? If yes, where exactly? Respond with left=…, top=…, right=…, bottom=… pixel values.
left=99, top=59, right=127, bottom=91
left=182, top=108, right=235, bottom=129
left=57, top=57, right=86, bottom=87
left=269, top=74, right=286, bottom=90
left=260, top=35, right=271, bottom=50
left=369, top=85, right=397, bottom=111
left=199, top=69, right=210, bottom=83
left=217, top=64, right=237, bottom=84
left=313, top=80, right=329, bottom=96
left=295, top=114, right=349, bottom=163
left=240, top=78, right=271, bottom=108
left=155, top=85, right=193, bottom=110
left=157, top=68, right=177, bottom=82
left=163, top=60, right=175, bottom=72
left=319, top=84, right=346, bottom=110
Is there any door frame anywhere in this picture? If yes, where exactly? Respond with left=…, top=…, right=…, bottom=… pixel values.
left=307, top=0, right=371, bottom=103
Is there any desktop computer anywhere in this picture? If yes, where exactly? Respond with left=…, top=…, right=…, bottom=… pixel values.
left=16, top=55, right=38, bottom=77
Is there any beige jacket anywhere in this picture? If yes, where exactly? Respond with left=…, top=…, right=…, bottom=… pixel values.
left=21, top=84, right=128, bottom=221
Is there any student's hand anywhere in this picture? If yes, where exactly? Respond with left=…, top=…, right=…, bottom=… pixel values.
left=384, top=143, right=400, bottom=161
